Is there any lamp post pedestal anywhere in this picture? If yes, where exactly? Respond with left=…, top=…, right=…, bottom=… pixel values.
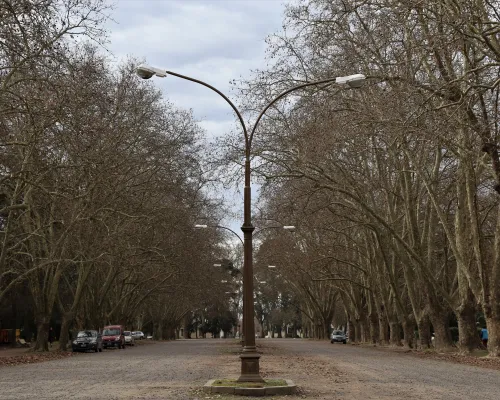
left=238, top=348, right=264, bottom=382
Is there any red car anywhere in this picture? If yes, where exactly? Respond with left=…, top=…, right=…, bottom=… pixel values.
left=102, top=325, right=125, bottom=349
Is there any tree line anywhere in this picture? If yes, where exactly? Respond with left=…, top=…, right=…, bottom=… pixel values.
left=212, top=0, right=500, bottom=356
left=0, top=0, right=231, bottom=351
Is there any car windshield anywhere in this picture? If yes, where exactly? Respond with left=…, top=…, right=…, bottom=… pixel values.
left=77, top=331, right=93, bottom=338
left=103, top=328, right=120, bottom=336
left=332, top=331, right=344, bottom=335
left=124, top=331, right=131, bottom=336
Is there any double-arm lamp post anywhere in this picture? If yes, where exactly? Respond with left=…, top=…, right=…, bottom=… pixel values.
left=136, top=63, right=365, bottom=382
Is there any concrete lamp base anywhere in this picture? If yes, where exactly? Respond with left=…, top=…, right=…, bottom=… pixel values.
left=203, top=378, right=297, bottom=397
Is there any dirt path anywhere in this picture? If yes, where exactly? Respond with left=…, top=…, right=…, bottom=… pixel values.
left=1, top=339, right=499, bottom=399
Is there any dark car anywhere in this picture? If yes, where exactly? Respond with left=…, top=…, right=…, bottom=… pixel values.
left=330, top=330, right=347, bottom=344
left=72, top=330, right=103, bottom=352
left=102, top=325, right=125, bottom=349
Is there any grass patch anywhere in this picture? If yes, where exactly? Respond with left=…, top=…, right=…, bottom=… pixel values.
left=212, top=379, right=287, bottom=388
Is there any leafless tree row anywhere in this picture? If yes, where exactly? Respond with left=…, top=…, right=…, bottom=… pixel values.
left=0, top=0, right=228, bottom=351
left=220, top=0, right=500, bottom=356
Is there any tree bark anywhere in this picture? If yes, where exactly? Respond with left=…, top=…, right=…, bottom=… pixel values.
left=457, top=295, right=479, bottom=353
left=379, top=318, right=390, bottom=345
left=58, top=312, right=74, bottom=351
left=347, top=319, right=355, bottom=342
left=34, top=316, right=50, bottom=352
left=485, top=316, right=500, bottom=356
left=417, top=314, right=431, bottom=349
left=430, top=311, right=453, bottom=351
left=389, top=320, right=402, bottom=346
left=402, top=319, right=415, bottom=349
left=369, top=311, right=379, bottom=344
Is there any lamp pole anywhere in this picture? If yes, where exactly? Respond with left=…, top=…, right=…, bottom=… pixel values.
left=195, top=223, right=295, bottom=347
left=136, top=64, right=365, bottom=382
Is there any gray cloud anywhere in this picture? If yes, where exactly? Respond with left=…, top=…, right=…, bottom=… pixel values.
left=106, top=0, right=287, bottom=233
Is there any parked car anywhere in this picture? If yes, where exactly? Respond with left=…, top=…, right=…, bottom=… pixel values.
left=124, top=331, right=135, bottom=346
left=102, top=325, right=125, bottom=349
left=72, top=330, right=102, bottom=352
left=330, top=330, right=347, bottom=344
left=132, top=331, right=145, bottom=340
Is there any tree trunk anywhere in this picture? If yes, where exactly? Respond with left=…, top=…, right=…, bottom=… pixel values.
left=153, top=322, right=162, bottom=340
left=360, top=317, right=369, bottom=342
left=347, top=319, right=355, bottom=342
left=58, top=312, right=74, bottom=351
left=457, top=298, right=479, bottom=353
left=417, top=314, right=431, bottom=349
left=430, top=312, right=453, bottom=351
left=389, top=320, right=402, bottom=346
left=34, top=316, right=50, bottom=352
left=485, top=317, right=500, bottom=356
left=183, top=315, right=190, bottom=339
left=402, top=319, right=415, bottom=349
left=354, top=319, right=362, bottom=343
left=322, top=321, right=330, bottom=340
left=379, top=318, right=390, bottom=345
left=369, top=312, right=379, bottom=344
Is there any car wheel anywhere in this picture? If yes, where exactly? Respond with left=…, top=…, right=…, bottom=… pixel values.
left=330, top=340, right=334, bottom=344
left=343, top=341, right=347, bottom=344
left=98, top=346, right=102, bottom=352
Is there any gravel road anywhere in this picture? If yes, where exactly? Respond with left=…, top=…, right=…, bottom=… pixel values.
left=1, top=339, right=499, bottom=400
left=264, top=340, right=500, bottom=399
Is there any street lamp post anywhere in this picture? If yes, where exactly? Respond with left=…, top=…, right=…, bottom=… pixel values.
left=136, top=63, right=365, bottom=382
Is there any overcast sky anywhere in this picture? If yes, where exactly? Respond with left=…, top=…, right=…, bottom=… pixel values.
left=105, top=0, right=288, bottom=238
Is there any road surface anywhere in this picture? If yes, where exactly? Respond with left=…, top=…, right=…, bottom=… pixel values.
left=1, top=339, right=499, bottom=399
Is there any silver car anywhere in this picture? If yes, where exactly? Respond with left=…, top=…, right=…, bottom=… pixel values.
left=123, top=331, right=135, bottom=346
left=330, top=330, right=347, bottom=344
left=132, top=331, right=145, bottom=340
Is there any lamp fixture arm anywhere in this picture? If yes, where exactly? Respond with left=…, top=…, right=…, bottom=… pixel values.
left=250, top=77, right=343, bottom=145
left=166, top=70, right=249, bottom=145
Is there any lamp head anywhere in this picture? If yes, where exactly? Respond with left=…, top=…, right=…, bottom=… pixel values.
left=336, top=73, right=366, bottom=88
left=283, top=225, right=296, bottom=232
left=136, top=63, right=167, bottom=79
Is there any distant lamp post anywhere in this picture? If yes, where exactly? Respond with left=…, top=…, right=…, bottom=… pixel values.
left=137, top=63, right=365, bottom=382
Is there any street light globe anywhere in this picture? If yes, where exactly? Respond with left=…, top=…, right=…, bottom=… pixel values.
left=335, top=73, right=366, bottom=88
left=268, top=265, right=276, bottom=268
left=347, top=77, right=366, bottom=88
left=136, top=63, right=167, bottom=79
